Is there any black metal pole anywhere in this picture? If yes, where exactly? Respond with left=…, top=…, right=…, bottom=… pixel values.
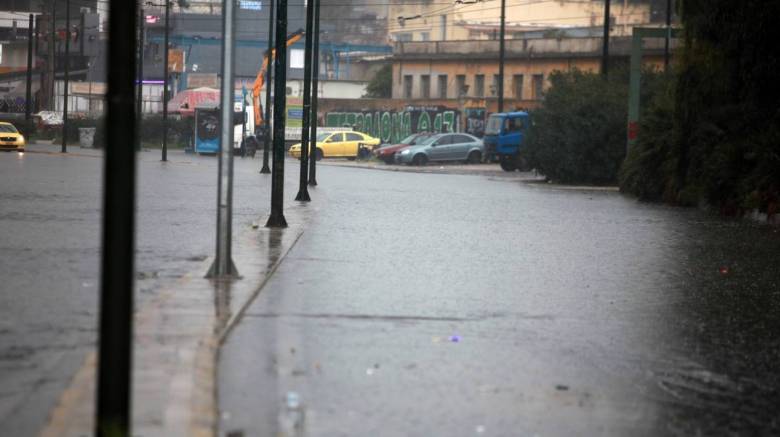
left=162, top=0, right=169, bottom=161
left=497, top=0, right=505, bottom=113
left=61, top=0, right=70, bottom=153
left=265, top=0, right=288, bottom=227
left=601, top=0, right=610, bottom=78
left=49, top=0, right=55, bottom=111
left=25, top=14, right=34, bottom=137
left=307, top=0, right=320, bottom=186
left=664, top=0, right=672, bottom=71
left=96, top=0, right=137, bottom=435
left=295, top=0, right=314, bottom=201
left=260, top=0, right=274, bottom=174
left=136, top=7, right=144, bottom=150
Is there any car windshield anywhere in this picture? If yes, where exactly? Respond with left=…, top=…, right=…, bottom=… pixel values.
left=485, top=115, right=502, bottom=135
left=399, top=134, right=417, bottom=144
left=0, top=125, right=18, bottom=133
left=410, top=134, right=431, bottom=145
left=316, top=133, right=331, bottom=142
left=413, top=136, right=437, bottom=146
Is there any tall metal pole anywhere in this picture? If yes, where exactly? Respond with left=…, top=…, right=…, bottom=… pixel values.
left=96, top=0, right=137, bottom=434
left=136, top=7, right=145, bottom=151
left=295, top=0, right=314, bottom=201
left=162, top=0, right=170, bottom=161
left=601, top=0, right=610, bottom=77
left=664, top=0, right=672, bottom=71
left=61, top=0, right=70, bottom=153
left=260, top=0, right=274, bottom=174
left=25, top=14, right=34, bottom=137
left=307, top=0, right=320, bottom=186
left=265, top=0, right=288, bottom=228
left=208, top=0, right=239, bottom=276
left=48, top=0, right=55, bottom=111
left=497, top=0, right=505, bottom=113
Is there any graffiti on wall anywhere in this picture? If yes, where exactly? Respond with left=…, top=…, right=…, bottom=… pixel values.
left=464, top=108, right=487, bottom=138
left=325, top=106, right=459, bottom=144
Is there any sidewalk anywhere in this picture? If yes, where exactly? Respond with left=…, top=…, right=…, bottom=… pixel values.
left=39, top=197, right=310, bottom=436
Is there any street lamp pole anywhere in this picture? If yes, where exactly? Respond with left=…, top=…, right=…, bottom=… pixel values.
left=96, top=0, right=137, bottom=434
left=25, top=14, right=34, bottom=137
left=664, top=0, right=672, bottom=71
left=136, top=7, right=145, bottom=150
left=265, top=0, right=288, bottom=228
left=260, top=0, right=274, bottom=174
left=295, top=0, right=315, bottom=201
left=61, top=0, right=70, bottom=153
left=601, top=0, right=610, bottom=77
left=497, top=0, right=505, bottom=113
left=308, top=0, right=320, bottom=186
left=162, top=0, right=169, bottom=161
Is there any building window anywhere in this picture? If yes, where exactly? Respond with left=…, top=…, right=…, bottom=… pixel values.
left=474, top=74, right=485, bottom=97
left=396, top=33, right=413, bottom=42
left=491, top=74, right=501, bottom=96
left=456, top=75, right=467, bottom=97
left=440, top=15, right=447, bottom=40
left=438, top=75, right=448, bottom=98
left=404, top=75, right=413, bottom=99
left=532, top=74, right=544, bottom=100
left=420, top=32, right=430, bottom=41
left=421, top=75, right=430, bottom=98
left=513, top=74, right=524, bottom=99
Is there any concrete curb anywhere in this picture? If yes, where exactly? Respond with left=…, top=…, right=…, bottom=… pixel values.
left=38, top=214, right=306, bottom=437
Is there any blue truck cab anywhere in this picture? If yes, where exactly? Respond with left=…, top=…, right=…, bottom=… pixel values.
left=482, top=111, right=530, bottom=172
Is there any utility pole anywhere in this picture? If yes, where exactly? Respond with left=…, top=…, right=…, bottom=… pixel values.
left=96, top=0, right=137, bottom=434
left=162, top=0, right=170, bottom=161
left=265, top=0, right=288, bottom=228
left=295, top=0, right=315, bottom=202
left=207, top=0, right=239, bottom=277
left=25, top=14, right=34, bottom=137
left=664, top=0, right=672, bottom=71
left=601, top=0, right=610, bottom=77
left=61, top=0, right=70, bottom=153
left=308, top=0, right=321, bottom=186
left=497, top=0, right=505, bottom=112
left=48, top=0, right=55, bottom=111
left=136, top=6, right=145, bottom=149
left=260, top=0, right=274, bottom=174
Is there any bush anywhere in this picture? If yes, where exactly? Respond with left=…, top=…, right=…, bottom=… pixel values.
left=523, top=69, right=628, bottom=185
left=138, top=115, right=193, bottom=148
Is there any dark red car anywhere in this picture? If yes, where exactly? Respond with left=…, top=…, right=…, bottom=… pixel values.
left=374, top=133, right=432, bottom=164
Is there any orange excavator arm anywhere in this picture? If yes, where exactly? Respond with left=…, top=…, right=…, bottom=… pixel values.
left=253, top=29, right=305, bottom=128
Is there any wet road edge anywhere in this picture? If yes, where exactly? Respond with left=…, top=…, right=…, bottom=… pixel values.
left=38, top=214, right=306, bottom=437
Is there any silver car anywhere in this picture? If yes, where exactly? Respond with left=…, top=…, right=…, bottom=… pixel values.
left=395, top=133, right=484, bottom=166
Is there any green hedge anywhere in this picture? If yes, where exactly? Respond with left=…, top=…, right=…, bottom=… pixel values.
left=55, top=115, right=194, bottom=148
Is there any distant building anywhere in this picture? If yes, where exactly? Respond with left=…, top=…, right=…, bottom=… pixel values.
left=392, top=35, right=677, bottom=111
left=388, top=0, right=654, bottom=42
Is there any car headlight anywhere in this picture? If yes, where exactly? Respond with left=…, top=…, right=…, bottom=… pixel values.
left=400, top=149, right=410, bottom=155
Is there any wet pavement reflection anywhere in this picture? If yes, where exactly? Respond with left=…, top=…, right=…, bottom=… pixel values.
left=219, top=165, right=780, bottom=436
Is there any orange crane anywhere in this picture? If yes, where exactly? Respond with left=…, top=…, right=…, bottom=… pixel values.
left=252, top=29, right=305, bottom=128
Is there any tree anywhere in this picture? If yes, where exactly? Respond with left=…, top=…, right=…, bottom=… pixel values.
left=363, top=64, right=392, bottom=98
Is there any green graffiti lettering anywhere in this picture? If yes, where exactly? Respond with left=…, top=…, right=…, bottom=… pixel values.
left=355, top=114, right=365, bottom=133
left=403, top=112, right=412, bottom=138
left=433, top=113, right=442, bottom=133
left=364, top=114, right=373, bottom=137
left=417, top=112, right=431, bottom=133
left=325, top=112, right=342, bottom=127
left=381, top=112, right=392, bottom=142
left=443, top=111, right=455, bottom=132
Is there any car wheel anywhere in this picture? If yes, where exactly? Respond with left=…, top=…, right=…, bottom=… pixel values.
left=412, top=154, right=428, bottom=166
left=467, top=151, right=482, bottom=164
left=500, top=160, right=517, bottom=172
left=383, top=155, right=395, bottom=164
left=315, top=148, right=324, bottom=161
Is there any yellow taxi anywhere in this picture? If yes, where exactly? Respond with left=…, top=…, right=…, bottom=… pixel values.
left=0, top=122, right=26, bottom=152
left=289, top=131, right=380, bottom=160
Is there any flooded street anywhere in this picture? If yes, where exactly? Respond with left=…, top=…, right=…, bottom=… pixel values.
left=219, top=165, right=780, bottom=436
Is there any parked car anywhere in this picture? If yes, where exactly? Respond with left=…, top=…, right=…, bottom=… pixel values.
left=0, top=122, right=26, bottom=152
left=374, top=133, right=432, bottom=164
left=289, top=130, right=380, bottom=160
left=395, top=133, right=483, bottom=166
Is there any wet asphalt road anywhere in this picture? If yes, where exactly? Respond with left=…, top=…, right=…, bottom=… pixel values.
left=0, top=148, right=290, bottom=436
left=219, top=166, right=780, bottom=436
